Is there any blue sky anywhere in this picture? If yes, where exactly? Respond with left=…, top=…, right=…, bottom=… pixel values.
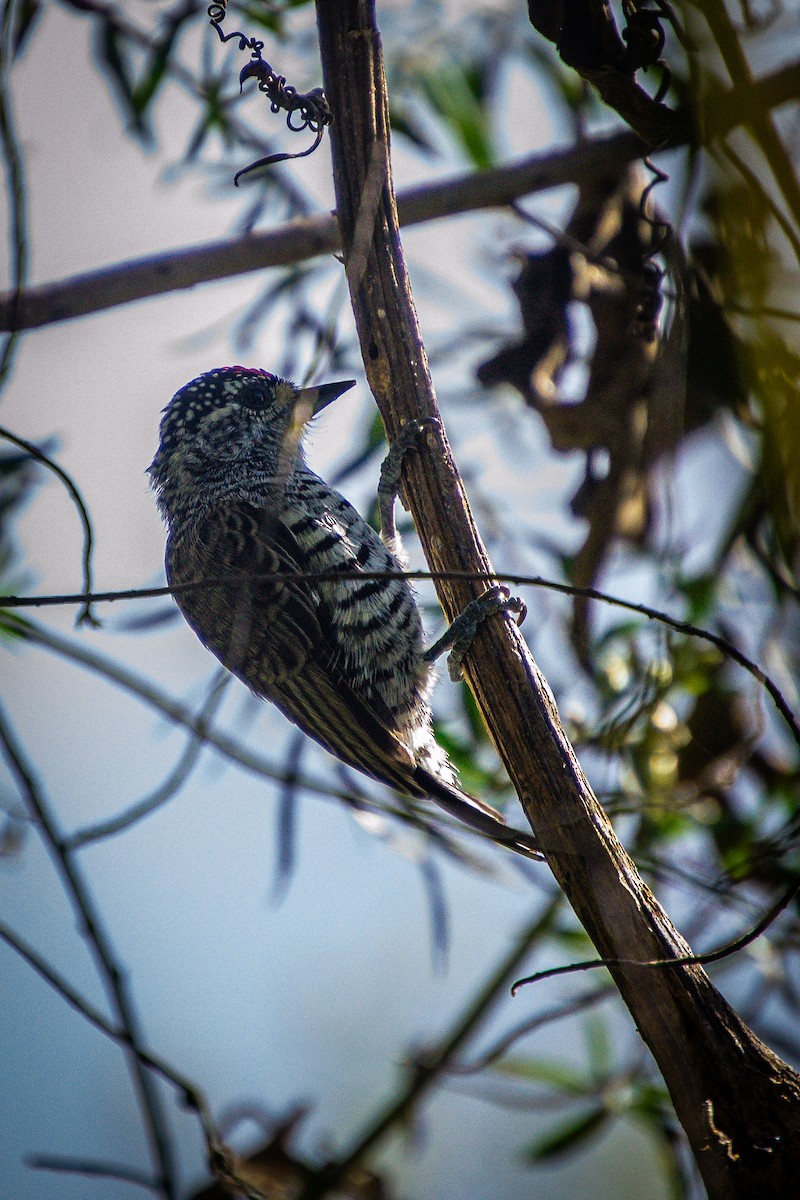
left=0, top=4, right=707, bottom=1198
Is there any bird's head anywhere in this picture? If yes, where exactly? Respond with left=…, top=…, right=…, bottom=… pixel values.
left=148, top=367, right=355, bottom=513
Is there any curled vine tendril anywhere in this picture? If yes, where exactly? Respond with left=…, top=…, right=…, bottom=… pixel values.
left=633, top=154, right=671, bottom=341
left=618, top=1, right=679, bottom=340
left=628, top=156, right=671, bottom=343
left=208, top=2, right=333, bottom=184
left=621, top=0, right=673, bottom=104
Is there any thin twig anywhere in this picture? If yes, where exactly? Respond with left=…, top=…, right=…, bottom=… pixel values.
left=714, top=139, right=800, bottom=265
left=700, top=0, right=800, bottom=247
left=4, top=566, right=798, bottom=750
left=0, top=425, right=97, bottom=624
left=26, top=1155, right=162, bottom=1192
left=12, top=615, right=505, bottom=855
left=0, top=917, right=236, bottom=1191
left=0, top=0, right=28, bottom=388
left=451, top=985, right=617, bottom=1072
left=418, top=851, right=450, bottom=971
left=512, top=875, right=800, bottom=993
left=272, top=729, right=307, bottom=900
left=64, top=669, right=230, bottom=849
left=0, top=701, right=179, bottom=1199
left=298, top=895, right=562, bottom=1198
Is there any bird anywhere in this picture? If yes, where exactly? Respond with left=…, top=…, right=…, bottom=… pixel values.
left=148, top=366, right=539, bottom=857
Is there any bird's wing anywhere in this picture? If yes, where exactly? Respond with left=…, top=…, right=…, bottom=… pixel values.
left=168, top=497, right=424, bottom=792
left=170, top=499, right=541, bottom=858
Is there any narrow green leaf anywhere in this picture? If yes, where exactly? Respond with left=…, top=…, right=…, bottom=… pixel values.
left=418, top=61, right=494, bottom=169
left=95, top=17, right=147, bottom=139
left=524, top=1107, right=610, bottom=1162
left=492, top=1056, right=591, bottom=1095
left=0, top=608, right=33, bottom=642
left=583, top=1014, right=612, bottom=1077
left=131, top=0, right=196, bottom=119
left=389, top=104, right=437, bottom=154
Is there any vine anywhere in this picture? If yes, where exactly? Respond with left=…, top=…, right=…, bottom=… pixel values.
left=208, top=2, right=333, bottom=184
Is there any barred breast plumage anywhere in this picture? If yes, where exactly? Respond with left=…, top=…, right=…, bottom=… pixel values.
left=149, top=366, right=538, bottom=857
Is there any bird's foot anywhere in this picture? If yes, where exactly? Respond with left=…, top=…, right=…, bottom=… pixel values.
left=424, top=586, right=527, bottom=681
left=378, top=416, right=441, bottom=548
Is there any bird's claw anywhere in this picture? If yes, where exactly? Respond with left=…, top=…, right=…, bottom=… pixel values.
left=425, top=585, right=527, bottom=681
left=378, top=417, right=442, bottom=547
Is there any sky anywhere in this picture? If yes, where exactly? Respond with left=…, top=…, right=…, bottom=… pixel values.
left=0, top=3, right=708, bottom=1199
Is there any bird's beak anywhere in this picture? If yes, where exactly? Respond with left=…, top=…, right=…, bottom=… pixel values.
left=294, top=379, right=356, bottom=418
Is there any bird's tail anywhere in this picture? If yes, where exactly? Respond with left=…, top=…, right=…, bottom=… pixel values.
left=412, top=765, right=541, bottom=859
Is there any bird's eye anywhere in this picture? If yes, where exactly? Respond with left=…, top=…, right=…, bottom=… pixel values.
left=237, top=382, right=271, bottom=411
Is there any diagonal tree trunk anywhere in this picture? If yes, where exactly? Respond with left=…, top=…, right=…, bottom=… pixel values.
left=314, top=2, right=800, bottom=1195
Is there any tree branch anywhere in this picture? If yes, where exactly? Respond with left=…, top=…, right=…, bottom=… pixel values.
left=312, top=2, right=800, bottom=1197
left=303, top=897, right=561, bottom=1196
left=0, top=700, right=179, bottom=1199
left=0, top=40, right=795, bottom=336
left=5, top=568, right=799, bottom=755
left=0, top=917, right=240, bottom=1197
left=0, top=130, right=647, bottom=332
left=15, top=615, right=502, bottom=857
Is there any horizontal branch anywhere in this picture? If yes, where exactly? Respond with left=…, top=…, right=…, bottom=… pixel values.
left=0, top=130, right=647, bottom=331
left=1, top=53, right=795, bottom=335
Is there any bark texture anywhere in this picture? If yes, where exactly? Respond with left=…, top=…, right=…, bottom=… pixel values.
left=314, top=2, right=800, bottom=1195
